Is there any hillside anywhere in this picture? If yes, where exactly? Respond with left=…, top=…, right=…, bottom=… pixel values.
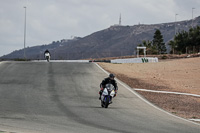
left=1, top=16, right=200, bottom=60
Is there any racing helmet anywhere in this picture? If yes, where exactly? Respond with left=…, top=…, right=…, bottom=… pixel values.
left=109, top=73, right=115, bottom=78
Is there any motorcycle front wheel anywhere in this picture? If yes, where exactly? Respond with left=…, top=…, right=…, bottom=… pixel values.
left=104, top=97, right=110, bottom=108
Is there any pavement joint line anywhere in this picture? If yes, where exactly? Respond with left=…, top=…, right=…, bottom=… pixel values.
left=134, top=88, right=200, bottom=98
left=95, top=63, right=200, bottom=126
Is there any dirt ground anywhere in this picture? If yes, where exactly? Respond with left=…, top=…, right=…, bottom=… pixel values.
left=98, top=57, right=200, bottom=120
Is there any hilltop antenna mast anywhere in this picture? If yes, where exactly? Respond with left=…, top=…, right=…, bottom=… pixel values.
left=119, top=13, right=121, bottom=25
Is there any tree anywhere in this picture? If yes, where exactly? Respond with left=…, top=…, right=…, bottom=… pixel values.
left=142, top=40, right=155, bottom=54
left=137, top=40, right=160, bottom=55
left=137, top=43, right=143, bottom=55
left=188, top=26, right=200, bottom=47
left=142, top=40, right=152, bottom=48
left=152, top=29, right=166, bottom=54
left=168, top=40, right=176, bottom=54
left=169, top=26, right=200, bottom=54
left=174, top=30, right=189, bottom=53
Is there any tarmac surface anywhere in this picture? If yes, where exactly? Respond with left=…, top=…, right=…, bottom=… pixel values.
left=0, top=61, right=199, bottom=133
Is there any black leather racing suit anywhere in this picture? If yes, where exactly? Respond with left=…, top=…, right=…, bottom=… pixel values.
left=99, top=77, right=118, bottom=98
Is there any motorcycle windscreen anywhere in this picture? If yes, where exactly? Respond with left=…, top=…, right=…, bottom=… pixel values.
left=105, top=84, right=115, bottom=91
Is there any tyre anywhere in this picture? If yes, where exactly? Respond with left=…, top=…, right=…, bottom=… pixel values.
left=105, top=97, right=109, bottom=108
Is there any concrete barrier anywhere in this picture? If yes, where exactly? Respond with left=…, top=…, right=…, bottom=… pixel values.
left=111, top=57, right=158, bottom=63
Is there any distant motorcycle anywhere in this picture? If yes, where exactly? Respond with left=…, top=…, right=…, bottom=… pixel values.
left=101, top=84, right=116, bottom=108
left=45, top=52, right=50, bottom=62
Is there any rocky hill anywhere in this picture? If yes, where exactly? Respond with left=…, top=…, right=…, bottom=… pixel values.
left=1, top=16, right=200, bottom=60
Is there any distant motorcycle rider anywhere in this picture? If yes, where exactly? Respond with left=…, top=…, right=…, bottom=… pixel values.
left=44, top=49, right=50, bottom=61
left=99, top=74, right=118, bottom=100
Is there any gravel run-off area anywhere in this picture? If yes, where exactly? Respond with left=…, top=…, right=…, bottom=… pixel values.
left=98, top=57, right=200, bottom=120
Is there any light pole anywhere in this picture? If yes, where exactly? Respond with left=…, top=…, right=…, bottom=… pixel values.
left=23, top=6, right=27, bottom=59
left=192, top=8, right=195, bottom=28
left=175, top=14, right=178, bottom=35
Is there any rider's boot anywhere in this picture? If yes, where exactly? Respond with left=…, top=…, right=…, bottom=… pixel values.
left=99, top=90, right=103, bottom=100
left=99, top=94, right=101, bottom=100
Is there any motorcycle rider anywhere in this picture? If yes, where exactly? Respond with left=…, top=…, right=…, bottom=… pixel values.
left=44, top=49, right=50, bottom=61
left=99, top=73, right=118, bottom=100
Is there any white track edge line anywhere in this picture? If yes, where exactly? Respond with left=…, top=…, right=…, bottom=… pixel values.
left=135, top=89, right=200, bottom=98
left=189, top=119, right=200, bottom=122
left=94, top=63, right=200, bottom=126
left=0, top=61, right=5, bottom=65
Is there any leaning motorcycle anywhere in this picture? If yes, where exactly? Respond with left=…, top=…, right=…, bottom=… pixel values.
left=101, top=84, right=115, bottom=108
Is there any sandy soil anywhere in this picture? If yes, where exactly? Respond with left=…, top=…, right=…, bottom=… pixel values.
left=98, top=57, right=200, bottom=119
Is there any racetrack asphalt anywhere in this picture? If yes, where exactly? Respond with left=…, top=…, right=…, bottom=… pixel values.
left=0, top=61, right=199, bottom=133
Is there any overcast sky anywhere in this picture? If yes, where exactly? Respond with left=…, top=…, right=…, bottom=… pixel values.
left=0, top=0, right=200, bottom=56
